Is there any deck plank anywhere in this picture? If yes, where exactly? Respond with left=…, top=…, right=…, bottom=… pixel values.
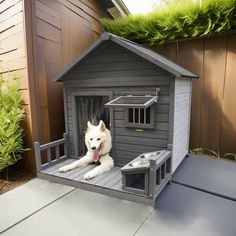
left=53, top=165, right=87, bottom=178
left=88, top=166, right=120, bottom=185
left=67, top=165, right=95, bottom=180
left=41, top=159, right=74, bottom=174
left=103, top=172, right=122, bottom=188
left=96, top=168, right=121, bottom=187
left=112, top=180, right=122, bottom=190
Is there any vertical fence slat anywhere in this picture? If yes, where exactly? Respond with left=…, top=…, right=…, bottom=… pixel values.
left=47, top=148, right=51, bottom=163
left=55, top=145, right=60, bottom=159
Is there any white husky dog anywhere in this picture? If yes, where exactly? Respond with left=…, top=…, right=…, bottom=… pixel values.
left=59, top=120, right=114, bottom=180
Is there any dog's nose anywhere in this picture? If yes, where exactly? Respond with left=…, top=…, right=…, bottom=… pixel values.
left=92, top=147, right=96, bottom=150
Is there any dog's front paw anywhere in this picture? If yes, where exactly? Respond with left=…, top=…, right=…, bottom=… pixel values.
left=84, top=171, right=95, bottom=180
left=59, top=165, right=71, bottom=173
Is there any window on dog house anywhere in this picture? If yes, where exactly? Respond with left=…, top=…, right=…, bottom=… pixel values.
left=105, top=95, right=158, bottom=129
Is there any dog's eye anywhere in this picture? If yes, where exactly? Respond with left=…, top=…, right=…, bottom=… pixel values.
left=90, top=138, right=93, bottom=141
left=97, top=138, right=101, bottom=141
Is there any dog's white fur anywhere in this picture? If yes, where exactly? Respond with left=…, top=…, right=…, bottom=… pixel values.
left=59, top=120, right=114, bottom=180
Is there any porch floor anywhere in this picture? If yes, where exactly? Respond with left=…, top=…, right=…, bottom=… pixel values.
left=38, top=159, right=154, bottom=205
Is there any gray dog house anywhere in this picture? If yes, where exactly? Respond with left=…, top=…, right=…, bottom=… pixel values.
left=34, top=33, right=198, bottom=205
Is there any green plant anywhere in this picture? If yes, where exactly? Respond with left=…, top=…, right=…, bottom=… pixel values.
left=190, top=147, right=204, bottom=155
left=205, top=148, right=221, bottom=158
left=224, top=153, right=236, bottom=161
left=190, top=147, right=236, bottom=162
left=101, top=0, right=236, bottom=46
left=0, top=77, right=26, bottom=172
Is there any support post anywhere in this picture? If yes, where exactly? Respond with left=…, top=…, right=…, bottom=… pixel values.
left=63, top=133, right=68, bottom=157
left=149, top=159, right=156, bottom=198
left=34, top=142, right=42, bottom=171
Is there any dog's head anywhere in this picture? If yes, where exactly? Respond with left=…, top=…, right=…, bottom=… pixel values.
left=85, top=120, right=112, bottom=156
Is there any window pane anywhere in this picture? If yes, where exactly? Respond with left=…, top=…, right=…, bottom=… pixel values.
left=135, top=108, right=139, bottom=123
left=140, top=108, right=144, bottom=123
left=128, top=108, right=133, bottom=123
left=146, top=107, right=150, bottom=124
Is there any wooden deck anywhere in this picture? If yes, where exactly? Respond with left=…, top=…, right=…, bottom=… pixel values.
left=38, top=159, right=154, bottom=205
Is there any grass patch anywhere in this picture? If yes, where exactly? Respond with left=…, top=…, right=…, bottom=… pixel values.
left=101, top=0, right=236, bottom=46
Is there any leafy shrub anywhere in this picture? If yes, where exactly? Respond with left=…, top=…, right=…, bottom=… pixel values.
left=0, top=77, right=25, bottom=171
left=101, top=0, right=236, bottom=46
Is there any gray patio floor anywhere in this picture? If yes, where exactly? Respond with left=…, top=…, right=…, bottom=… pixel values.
left=1, top=156, right=236, bottom=236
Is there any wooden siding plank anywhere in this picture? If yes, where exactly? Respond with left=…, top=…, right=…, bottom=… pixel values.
left=56, top=0, right=101, bottom=34
left=0, top=46, right=25, bottom=62
left=65, top=77, right=170, bottom=88
left=0, top=0, right=20, bottom=12
left=0, top=22, right=23, bottom=41
left=36, top=0, right=60, bottom=19
left=84, top=53, right=143, bottom=65
left=65, top=76, right=169, bottom=86
left=67, top=0, right=101, bottom=20
left=115, top=135, right=168, bottom=147
left=115, top=143, right=164, bottom=154
left=114, top=128, right=168, bottom=140
left=0, top=1, right=22, bottom=24
left=36, top=18, right=61, bottom=43
left=60, top=6, right=99, bottom=67
left=0, top=69, right=28, bottom=89
left=0, top=57, right=26, bottom=73
left=69, top=70, right=170, bottom=79
left=78, top=60, right=159, bottom=73
left=0, top=31, right=24, bottom=54
left=0, top=11, right=23, bottom=33
left=78, top=0, right=100, bottom=14
left=35, top=8, right=61, bottom=29
left=37, top=0, right=61, bottom=12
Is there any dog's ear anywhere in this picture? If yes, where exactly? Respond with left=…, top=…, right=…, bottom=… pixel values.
left=87, top=121, right=92, bottom=130
left=99, top=120, right=106, bottom=132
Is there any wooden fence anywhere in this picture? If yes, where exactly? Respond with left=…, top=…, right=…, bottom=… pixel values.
left=155, top=33, right=236, bottom=155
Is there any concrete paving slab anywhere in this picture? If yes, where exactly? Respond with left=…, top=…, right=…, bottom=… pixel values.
left=135, top=183, right=236, bottom=236
left=1, top=188, right=153, bottom=236
left=173, top=155, right=236, bottom=200
left=0, top=178, right=74, bottom=233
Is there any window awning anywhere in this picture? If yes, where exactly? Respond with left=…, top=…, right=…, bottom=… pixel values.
left=105, top=95, right=157, bottom=108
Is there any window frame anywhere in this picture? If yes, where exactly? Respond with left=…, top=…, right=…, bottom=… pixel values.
left=105, top=95, right=157, bottom=108
left=124, top=105, right=155, bottom=129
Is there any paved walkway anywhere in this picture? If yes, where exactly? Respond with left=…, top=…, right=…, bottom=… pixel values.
left=1, top=156, right=236, bottom=236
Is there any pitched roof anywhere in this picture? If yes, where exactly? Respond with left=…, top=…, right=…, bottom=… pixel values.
left=54, top=32, right=198, bottom=82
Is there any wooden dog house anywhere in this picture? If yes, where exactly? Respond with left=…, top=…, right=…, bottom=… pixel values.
left=35, top=32, right=198, bottom=205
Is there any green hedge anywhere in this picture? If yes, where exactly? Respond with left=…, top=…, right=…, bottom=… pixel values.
left=101, top=0, right=236, bottom=46
left=0, top=77, right=25, bottom=171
